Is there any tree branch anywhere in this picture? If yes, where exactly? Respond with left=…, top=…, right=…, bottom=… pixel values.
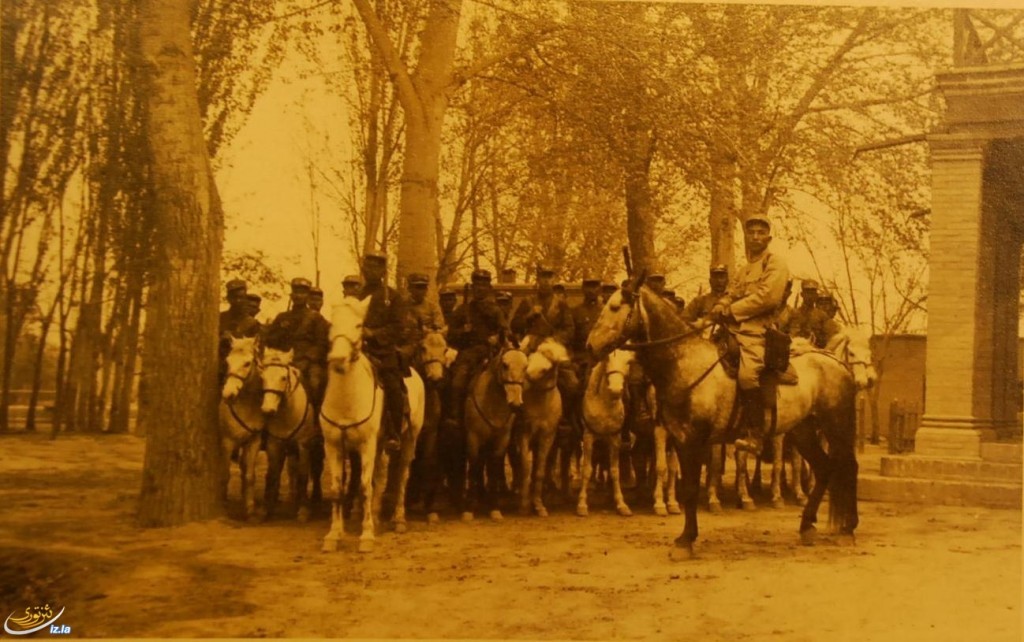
left=351, top=0, right=422, bottom=121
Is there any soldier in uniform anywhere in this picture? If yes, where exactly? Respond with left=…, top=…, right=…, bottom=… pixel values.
left=710, top=214, right=790, bottom=455
left=266, top=278, right=330, bottom=409
left=342, top=274, right=362, bottom=299
left=219, top=279, right=260, bottom=383
left=495, top=290, right=514, bottom=320
left=402, top=272, right=447, bottom=366
left=813, top=291, right=843, bottom=349
left=439, top=287, right=459, bottom=332
left=784, top=279, right=827, bottom=342
left=308, top=286, right=325, bottom=313
left=511, top=265, right=575, bottom=352
left=358, top=252, right=406, bottom=453
left=684, top=264, right=730, bottom=323
left=246, top=293, right=263, bottom=325
left=441, top=269, right=508, bottom=432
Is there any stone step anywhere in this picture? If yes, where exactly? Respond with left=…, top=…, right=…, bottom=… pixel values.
left=880, top=455, right=1023, bottom=483
left=859, top=473, right=1022, bottom=509
left=981, top=442, right=1023, bottom=464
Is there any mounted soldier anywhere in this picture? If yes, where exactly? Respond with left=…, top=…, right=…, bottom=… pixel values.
left=357, top=252, right=407, bottom=453
left=439, top=287, right=458, bottom=332
left=600, top=282, right=618, bottom=303
left=219, top=279, right=260, bottom=383
left=245, top=293, right=264, bottom=325
left=646, top=273, right=667, bottom=297
left=511, top=264, right=579, bottom=404
left=684, top=264, right=730, bottom=323
left=441, top=269, right=508, bottom=434
left=495, top=290, right=514, bottom=320
left=709, top=214, right=790, bottom=456
left=784, top=279, right=829, bottom=344
left=341, top=274, right=362, bottom=299
left=402, top=272, right=447, bottom=370
left=266, top=277, right=330, bottom=410
left=308, top=286, right=325, bottom=313
left=570, top=278, right=603, bottom=377
left=813, top=290, right=844, bottom=349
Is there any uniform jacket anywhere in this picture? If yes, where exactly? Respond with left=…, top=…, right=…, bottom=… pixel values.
left=405, top=298, right=448, bottom=346
left=511, top=294, right=574, bottom=346
left=684, top=291, right=725, bottom=323
left=721, top=249, right=789, bottom=333
left=359, top=282, right=407, bottom=356
left=569, top=299, right=603, bottom=355
left=266, top=306, right=328, bottom=365
left=448, top=296, right=507, bottom=351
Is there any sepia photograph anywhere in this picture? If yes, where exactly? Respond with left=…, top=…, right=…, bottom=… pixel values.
left=0, top=0, right=1021, bottom=639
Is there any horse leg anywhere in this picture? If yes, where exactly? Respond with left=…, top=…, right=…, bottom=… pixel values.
left=310, top=425, right=325, bottom=505
left=261, top=437, right=286, bottom=521
left=296, top=439, right=313, bottom=523
left=790, top=443, right=808, bottom=506
left=371, top=450, right=389, bottom=526
left=517, top=429, right=533, bottom=516
left=671, top=436, right=705, bottom=560
left=392, top=422, right=418, bottom=534
left=609, top=434, right=632, bottom=517
left=343, top=451, right=361, bottom=520
left=220, top=437, right=234, bottom=505
left=576, top=431, right=594, bottom=517
left=240, top=439, right=260, bottom=522
left=421, top=415, right=441, bottom=524
left=357, top=444, right=378, bottom=553
left=734, top=448, right=756, bottom=511
left=321, top=436, right=345, bottom=553
left=653, top=424, right=669, bottom=517
left=770, top=433, right=785, bottom=508
left=666, top=444, right=681, bottom=514
left=706, top=443, right=723, bottom=514
left=532, top=427, right=556, bottom=517
left=464, top=430, right=482, bottom=522
left=790, top=422, right=831, bottom=545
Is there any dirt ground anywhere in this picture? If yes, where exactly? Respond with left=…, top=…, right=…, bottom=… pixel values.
left=0, top=432, right=1020, bottom=641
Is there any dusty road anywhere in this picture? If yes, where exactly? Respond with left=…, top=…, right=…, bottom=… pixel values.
left=0, top=432, right=1020, bottom=641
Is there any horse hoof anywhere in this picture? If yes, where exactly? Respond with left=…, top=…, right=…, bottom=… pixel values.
left=394, top=521, right=408, bottom=534
left=669, top=539, right=695, bottom=561
left=297, top=507, right=311, bottom=523
left=536, top=507, right=549, bottom=518
left=427, top=512, right=440, bottom=525
left=667, top=503, right=681, bottom=515
left=742, top=501, right=757, bottom=512
left=796, top=496, right=808, bottom=507
left=654, top=505, right=668, bottom=517
left=358, top=539, right=374, bottom=553
left=771, top=498, right=785, bottom=509
left=489, top=510, right=503, bottom=522
left=576, top=506, right=589, bottom=517
left=616, top=505, right=633, bottom=517
left=836, top=532, right=856, bottom=547
left=800, top=526, right=817, bottom=546
left=321, top=539, right=338, bottom=553
left=708, top=501, right=722, bottom=515
left=461, top=512, right=474, bottom=522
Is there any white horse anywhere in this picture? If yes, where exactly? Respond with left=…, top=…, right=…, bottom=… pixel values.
left=516, top=338, right=569, bottom=517
left=320, top=298, right=425, bottom=553
left=219, top=336, right=265, bottom=521
left=734, top=327, right=878, bottom=509
left=577, top=349, right=633, bottom=517
left=259, top=347, right=319, bottom=522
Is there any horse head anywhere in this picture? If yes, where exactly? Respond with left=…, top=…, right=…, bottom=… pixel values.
left=327, top=297, right=372, bottom=374
left=526, top=338, right=569, bottom=383
left=222, top=335, right=259, bottom=402
left=260, top=347, right=294, bottom=415
left=603, top=349, right=634, bottom=399
left=417, top=330, right=449, bottom=384
left=587, top=289, right=639, bottom=359
left=494, top=345, right=528, bottom=408
left=832, top=326, right=878, bottom=390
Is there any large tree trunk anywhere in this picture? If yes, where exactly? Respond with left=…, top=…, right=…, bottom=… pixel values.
left=136, top=0, right=223, bottom=527
left=708, top=142, right=738, bottom=269
left=399, top=111, right=446, bottom=282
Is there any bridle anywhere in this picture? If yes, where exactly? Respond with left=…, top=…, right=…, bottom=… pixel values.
left=224, top=340, right=263, bottom=435
left=260, top=359, right=311, bottom=441
left=329, top=329, right=363, bottom=365
left=613, top=291, right=705, bottom=352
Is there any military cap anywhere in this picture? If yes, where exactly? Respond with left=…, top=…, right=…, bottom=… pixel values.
left=342, top=274, right=362, bottom=286
left=817, top=290, right=834, bottom=302
left=553, top=283, right=566, bottom=293
left=471, top=269, right=492, bottom=283
left=246, top=293, right=262, bottom=303
left=309, top=286, right=324, bottom=296
left=801, top=279, right=819, bottom=291
left=439, top=289, right=457, bottom=299
left=647, top=273, right=665, bottom=282
left=710, top=264, right=728, bottom=275
left=362, top=252, right=387, bottom=265
left=662, top=289, right=676, bottom=298
left=290, top=277, right=312, bottom=291
left=620, top=278, right=631, bottom=288
left=226, top=278, right=247, bottom=294
left=408, top=273, right=430, bottom=287
left=536, top=265, right=556, bottom=277
left=496, top=290, right=513, bottom=302
left=745, top=214, right=771, bottom=229
left=601, top=282, right=618, bottom=293
left=582, top=278, right=601, bottom=287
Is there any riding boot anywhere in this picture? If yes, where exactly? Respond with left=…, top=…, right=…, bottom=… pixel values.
left=734, top=388, right=766, bottom=455
left=382, top=380, right=404, bottom=454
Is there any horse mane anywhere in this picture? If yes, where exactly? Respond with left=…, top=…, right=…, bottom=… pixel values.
left=262, top=346, right=292, bottom=365
left=535, top=337, right=568, bottom=365
left=790, top=337, right=816, bottom=356
left=638, top=287, right=695, bottom=336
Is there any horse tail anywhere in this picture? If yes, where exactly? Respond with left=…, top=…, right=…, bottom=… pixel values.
left=827, top=379, right=859, bottom=534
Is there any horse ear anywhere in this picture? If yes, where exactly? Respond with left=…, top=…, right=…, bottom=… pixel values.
left=355, top=295, right=372, bottom=318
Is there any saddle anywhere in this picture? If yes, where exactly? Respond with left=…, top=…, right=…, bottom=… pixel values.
left=713, top=325, right=799, bottom=394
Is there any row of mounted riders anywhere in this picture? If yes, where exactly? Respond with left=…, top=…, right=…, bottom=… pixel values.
left=219, top=278, right=875, bottom=554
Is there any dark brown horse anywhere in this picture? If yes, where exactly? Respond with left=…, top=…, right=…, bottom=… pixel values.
left=587, top=285, right=859, bottom=558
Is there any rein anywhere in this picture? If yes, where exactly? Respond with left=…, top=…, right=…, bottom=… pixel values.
left=319, top=363, right=381, bottom=431
left=469, top=351, right=524, bottom=433
left=262, top=363, right=312, bottom=442
left=224, top=356, right=262, bottom=436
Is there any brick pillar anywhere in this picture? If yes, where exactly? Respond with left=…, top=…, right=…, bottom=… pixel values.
left=916, top=136, right=998, bottom=457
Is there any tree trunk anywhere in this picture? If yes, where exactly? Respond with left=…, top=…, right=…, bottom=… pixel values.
left=708, top=142, right=738, bottom=269
left=398, top=114, right=445, bottom=283
left=136, top=0, right=223, bottom=527
left=623, top=158, right=656, bottom=274
left=25, top=303, right=58, bottom=432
